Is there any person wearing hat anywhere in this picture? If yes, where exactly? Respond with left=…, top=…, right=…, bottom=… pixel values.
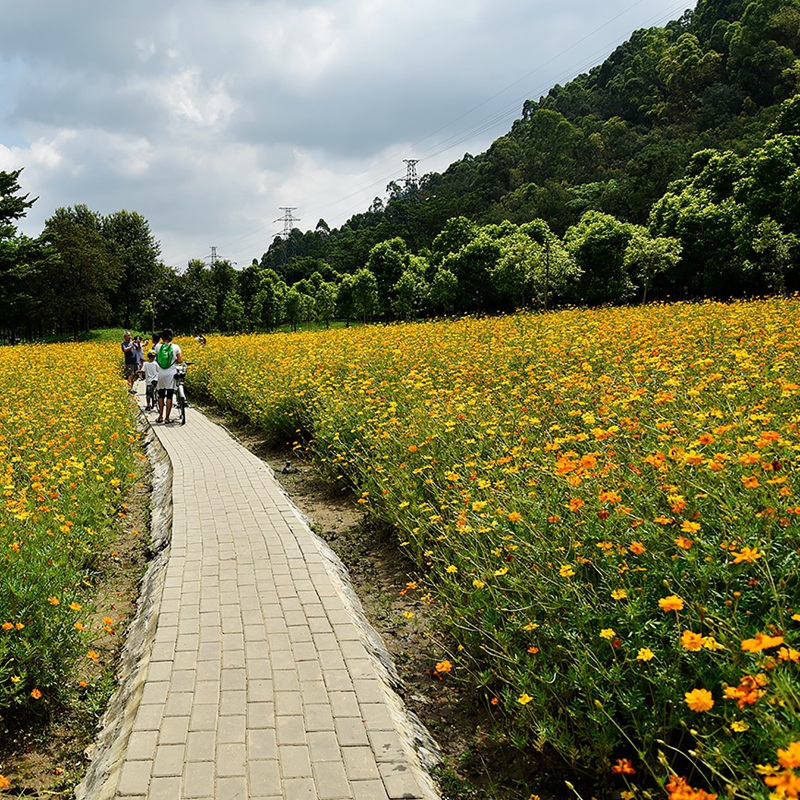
left=141, top=348, right=159, bottom=411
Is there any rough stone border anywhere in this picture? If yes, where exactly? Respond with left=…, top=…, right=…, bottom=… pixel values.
left=75, top=417, right=173, bottom=800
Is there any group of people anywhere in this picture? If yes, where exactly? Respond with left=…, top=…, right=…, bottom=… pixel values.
left=121, top=329, right=183, bottom=424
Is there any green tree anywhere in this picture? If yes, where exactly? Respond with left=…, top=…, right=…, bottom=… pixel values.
left=564, top=211, right=637, bottom=305
left=315, top=281, right=338, bottom=328
left=428, top=268, right=459, bottom=315
left=284, top=287, right=302, bottom=331
left=0, top=169, right=36, bottom=240
left=337, top=274, right=357, bottom=327
left=748, top=216, right=798, bottom=293
left=221, top=289, right=247, bottom=333
left=623, top=228, right=683, bottom=302
left=365, top=237, right=410, bottom=314
left=102, top=209, right=161, bottom=328
left=351, top=268, right=379, bottom=323
left=0, top=169, right=42, bottom=341
left=40, top=214, right=122, bottom=336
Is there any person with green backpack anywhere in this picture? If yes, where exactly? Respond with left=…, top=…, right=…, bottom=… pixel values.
left=154, top=328, right=183, bottom=424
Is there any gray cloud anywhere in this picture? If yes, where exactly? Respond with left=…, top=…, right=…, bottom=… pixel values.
left=0, top=0, right=695, bottom=267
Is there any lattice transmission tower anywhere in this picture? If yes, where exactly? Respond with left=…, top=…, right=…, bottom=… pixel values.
left=403, top=159, right=419, bottom=193
left=275, top=207, right=300, bottom=239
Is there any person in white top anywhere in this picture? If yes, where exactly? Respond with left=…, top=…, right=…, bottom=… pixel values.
left=141, top=350, right=159, bottom=411
left=154, top=328, right=183, bottom=424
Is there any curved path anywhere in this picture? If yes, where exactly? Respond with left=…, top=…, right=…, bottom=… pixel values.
left=80, top=396, right=440, bottom=800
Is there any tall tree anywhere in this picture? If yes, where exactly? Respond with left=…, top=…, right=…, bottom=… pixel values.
left=40, top=214, right=122, bottom=336
left=102, top=210, right=161, bottom=328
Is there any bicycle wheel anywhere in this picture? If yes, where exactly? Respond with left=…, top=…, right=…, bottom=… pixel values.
left=178, top=384, right=187, bottom=425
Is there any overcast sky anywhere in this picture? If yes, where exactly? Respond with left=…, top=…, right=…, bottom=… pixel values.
left=0, top=0, right=695, bottom=269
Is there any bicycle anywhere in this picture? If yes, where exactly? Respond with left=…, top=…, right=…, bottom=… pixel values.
left=173, top=362, right=192, bottom=425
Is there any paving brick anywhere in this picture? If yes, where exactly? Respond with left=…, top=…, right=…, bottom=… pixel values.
left=114, top=401, right=442, bottom=800
left=247, top=759, right=281, bottom=796
left=117, top=759, right=152, bottom=795
left=182, top=759, right=214, bottom=798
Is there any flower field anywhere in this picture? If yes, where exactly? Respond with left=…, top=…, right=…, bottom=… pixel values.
left=190, top=298, right=800, bottom=798
left=0, top=343, right=138, bottom=723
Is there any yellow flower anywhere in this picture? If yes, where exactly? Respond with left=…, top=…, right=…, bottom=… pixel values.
left=445, top=565, right=458, bottom=574
left=611, top=589, right=628, bottom=600
left=684, top=688, right=714, bottom=712
left=680, top=520, right=701, bottom=533
left=69, top=602, right=82, bottom=611
left=730, top=720, right=749, bottom=732
left=402, top=611, right=414, bottom=619
left=600, top=628, right=616, bottom=640
left=472, top=579, right=485, bottom=588
left=559, top=565, right=575, bottom=577
left=517, top=693, right=533, bottom=705
left=636, top=648, right=655, bottom=662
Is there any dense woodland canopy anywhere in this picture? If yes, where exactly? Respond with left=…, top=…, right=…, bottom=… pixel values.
left=2, top=0, right=800, bottom=341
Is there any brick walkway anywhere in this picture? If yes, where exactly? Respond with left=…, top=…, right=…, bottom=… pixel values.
left=100, top=396, right=439, bottom=800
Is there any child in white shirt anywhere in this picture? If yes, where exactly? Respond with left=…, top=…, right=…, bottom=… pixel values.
left=141, top=350, right=159, bottom=411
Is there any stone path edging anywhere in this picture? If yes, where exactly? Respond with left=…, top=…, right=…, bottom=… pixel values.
left=75, top=397, right=442, bottom=800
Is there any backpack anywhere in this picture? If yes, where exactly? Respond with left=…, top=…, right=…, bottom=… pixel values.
left=156, top=343, right=173, bottom=369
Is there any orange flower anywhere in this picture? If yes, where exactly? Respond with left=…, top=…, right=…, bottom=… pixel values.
left=629, top=541, right=646, bottom=555
left=568, top=497, right=584, bottom=512
left=0, top=775, right=9, bottom=790
left=684, top=688, right=714, bottom=712
left=680, top=520, right=701, bottom=534
left=434, top=660, right=452, bottom=674
left=724, top=674, right=766, bottom=708
left=30, top=688, right=42, bottom=699
left=507, top=511, right=522, bottom=522
left=659, top=595, right=684, bottom=612
left=674, top=536, right=694, bottom=550
left=778, top=741, right=800, bottom=769
left=741, top=632, right=785, bottom=653
left=778, top=647, right=800, bottom=663
left=731, top=546, right=762, bottom=564
left=666, top=775, right=717, bottom=800
left=764, top=770, right=800, bottom=798
left=681, top=630, right=705, bottom=652
left=611, top=758, right=636, bottom=775
left=86, top=650, right=100, bottom=661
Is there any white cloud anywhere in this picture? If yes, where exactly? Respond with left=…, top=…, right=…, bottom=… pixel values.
left=0, top=0, right=696, bottom=266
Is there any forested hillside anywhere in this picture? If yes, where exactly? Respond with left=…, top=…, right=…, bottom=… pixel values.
left=2, top=0, right=800, bottom=338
